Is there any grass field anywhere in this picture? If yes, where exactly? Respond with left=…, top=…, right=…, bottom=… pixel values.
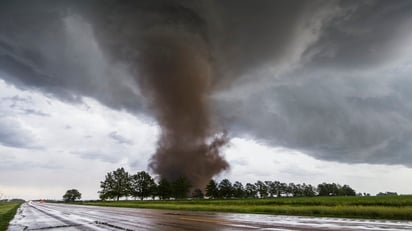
left=81, top=195, right=412, bottom=221
left=0, top=202, right=22, bottom=231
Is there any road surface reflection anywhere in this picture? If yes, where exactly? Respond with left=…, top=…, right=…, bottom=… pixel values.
left=8, top=202, right=412, bottom=230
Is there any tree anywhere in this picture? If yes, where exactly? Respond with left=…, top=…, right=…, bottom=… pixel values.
left=255, top=181, right=269, bottom=198
left=99, top=167, right=130, bottom=201
left=63, top=189, right=81, bottom=202
left=205, top=179, right=219, bottom=199
left=150, top=182, right=158, bottom=200
left=267, top=181, right=281, bottom=197
left=302, top=184, right=316, bottom=197
left=317, top=183, right=355, bottom=196
left=218, top=179, right=233, bottom=198
left=171, top=177, right=191, bottom=199
left=290, top=183, right=301, bottom=197
left=377, top=191, right=398, bottom=196
left=233, top=181, right=245, bottom=198
left=265, top=181, right=274, bottom=197
left=285, top=183, right=294, bottom=197
left=340, top=185, right=356, bottom=196
left=157, top=178, right=172, bottom=200
left=245, top=183, right=257, bottom=198
left=279, top=183, right=288, bottom=197
left=129, top=171, right=156, bottom=200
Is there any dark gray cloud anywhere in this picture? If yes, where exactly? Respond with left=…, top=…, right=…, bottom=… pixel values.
left=1, top=0, right=412, bottom=168
left=213, top=1, right=412, bottom=167
left=218, top=72, right=412, bottom=166
left=0, top=0, right=145, bottom=111
left=0, top=0, right=332, bottom=110
left=304, top=1, right=412, bottom=70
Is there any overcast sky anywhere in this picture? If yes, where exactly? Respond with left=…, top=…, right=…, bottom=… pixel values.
left=2, top=0, right=412, bottom=200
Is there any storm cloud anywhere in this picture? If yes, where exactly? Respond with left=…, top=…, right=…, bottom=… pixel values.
left=1, top=0, right=412, bottom=174
left=0, top=118, right=36, bottom=149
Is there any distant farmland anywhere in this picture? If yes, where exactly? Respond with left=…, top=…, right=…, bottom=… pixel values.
left=81, top=195, right=412, bottom=221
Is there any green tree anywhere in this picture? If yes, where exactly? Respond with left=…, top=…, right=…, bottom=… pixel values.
left=302, top=183, right=316, bottom=197
left=233, top=181, right=245, bottom=198
left=205, top=179, right=219, bottom=199
left=267, top=181, right=281, bottom=197
left=99, top=167, right=130, bottom=201
left=377, top=191, right=398, bottom=196
left=279, top=182, right=288, bottom=197
left=157, top=178, right=172, bottom=200
left=255, top=181, right=269, bottom=198
left=218, top=179, right=233, bottom=198
left=285, top=183, right=294, bottom=196
left=171, top=177, right=191, bottom=199
left=317, top=183, right=330, bottom=196
left=245, top=183, right=257, bottom=198
left=265, top=181, right=274, bottom=197
left=289, top=183, right=301, bottom=197
left=63, top=189, right=81, bottom=202
left=317, top=183, right=340, bottom=196
left=317, top=183, right=356, bottom=196
left=129, top=171, right=156, bottom=200
left=150, top=182, right=158, bottom=200
left=339, top=185, right=356, bottom=196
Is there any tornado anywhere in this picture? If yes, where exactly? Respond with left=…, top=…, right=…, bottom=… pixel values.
left=141, top=30, right=229, bottom=188
left=89, top=1, right=229, bottom=188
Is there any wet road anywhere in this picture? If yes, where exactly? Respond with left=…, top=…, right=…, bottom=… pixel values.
left=8, top=202, right=412, bottom=231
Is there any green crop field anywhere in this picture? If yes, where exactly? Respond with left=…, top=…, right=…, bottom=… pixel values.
left=0, top=202, right=22, bottom=231
left=81, top=195, right=412, bottom=221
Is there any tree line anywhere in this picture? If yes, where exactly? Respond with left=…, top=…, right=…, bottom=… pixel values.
left=205, top=180, right=356, bottom=199
left=97, top=168, right=356, bottom=201
left=98, top=167, right=191, bottom=200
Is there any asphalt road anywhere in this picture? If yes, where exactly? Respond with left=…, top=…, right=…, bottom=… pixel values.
left=8, top=202, right=412, bottom=231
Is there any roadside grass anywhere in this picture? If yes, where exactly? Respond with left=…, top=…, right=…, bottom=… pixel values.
left=0, top=202, right=22, bottom=231
left=81, top=195, right=412, bottom=221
